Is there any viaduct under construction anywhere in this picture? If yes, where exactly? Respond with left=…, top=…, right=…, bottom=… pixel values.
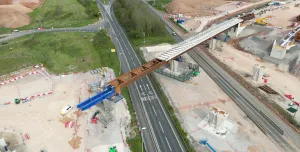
left=77, top=18, right=244, bottom=111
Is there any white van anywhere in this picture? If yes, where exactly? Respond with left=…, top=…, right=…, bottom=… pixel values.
left=61, top=105, right=73, bottom=115
left=13, top=30, right=19, bottom=32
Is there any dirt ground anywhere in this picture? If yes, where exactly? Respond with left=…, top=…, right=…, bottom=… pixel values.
left=0, top=68, right=130, bottom=152
left=169, top=0, right=270, bottom=33
left=165, top=0, right=259, bottom=17
left=210, top=43, right=300, bottom=121
left=142, top=44, right=279, bottom=151
left=257, top=3, right=300, bottom=28
left=0, top=0, right=43, bottom=28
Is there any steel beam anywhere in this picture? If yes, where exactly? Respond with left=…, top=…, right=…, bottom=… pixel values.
left=109, top=59, right=167, bottom=93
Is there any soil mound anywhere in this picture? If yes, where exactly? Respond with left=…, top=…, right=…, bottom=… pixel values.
left=0, top=4, right=32, bottom=28
left=165, top=0, right=228, bottom=16
left=0, top=0, right=10, bottom=5
left=12, top=0, right=43, bottom=9
left=0, top=0, right=43, bottom=28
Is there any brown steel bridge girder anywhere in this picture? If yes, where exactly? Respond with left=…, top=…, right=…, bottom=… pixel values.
left=109, top=59, right=168, bottom=93
left=108, top=24, right=239, bottom=94
left=108, top=41, right=213, bottom=94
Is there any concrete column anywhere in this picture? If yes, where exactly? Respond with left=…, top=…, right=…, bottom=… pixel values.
left=235, top=23, right=247, bottom=37
left=209, top=38, right=217, bottom=50
left=270, top=40, right=287, bottom=59
left=170, top=60, right=179, bottom=73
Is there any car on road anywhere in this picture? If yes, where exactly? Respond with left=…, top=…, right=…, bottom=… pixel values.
left=172, top=31, right=177, bottom=36
left=13, top=30, right=19, bottom=32
left=61, top=105, right=73, bottom=116
left=1, top=42, right=8, bottom=45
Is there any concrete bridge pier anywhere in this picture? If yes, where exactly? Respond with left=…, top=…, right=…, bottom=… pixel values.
left=170, top=60, right=179, bottom=73
left=227, top=23, right=247, bottom=38
left=209, top=38, right=217, bottom=50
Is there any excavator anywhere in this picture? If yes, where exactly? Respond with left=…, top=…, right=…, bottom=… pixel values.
left=255, top=16, right=272, bottom=26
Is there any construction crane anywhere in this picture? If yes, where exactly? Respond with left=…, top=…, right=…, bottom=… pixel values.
left=200, top=139, right=216, bottom=152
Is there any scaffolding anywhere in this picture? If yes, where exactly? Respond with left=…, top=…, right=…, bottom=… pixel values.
left=96, top=99, right=115, bottom=127
left=88, top=67, right=116, bottom=94
left=88, top=79, right=106, bottom=94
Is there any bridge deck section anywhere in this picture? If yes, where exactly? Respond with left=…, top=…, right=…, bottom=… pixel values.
left=156, top=18, right=243, bottom=61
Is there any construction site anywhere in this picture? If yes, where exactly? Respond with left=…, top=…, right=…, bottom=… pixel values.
left=137, top=0, right=300, bottom=151
left=141, top=45, right=279, bottom=151
left=208, top=1, right=300, bottom=121
left=1, top=0, right=300, bottom=152
left=0, top=66, right=130, bottom=152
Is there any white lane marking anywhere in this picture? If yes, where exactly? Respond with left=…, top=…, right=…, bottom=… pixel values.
left=108, top=10, right=161, bottom=151
left=139, top=85, right=143, bottom=91
left=152, top=106, right=157, bottom=116
left=143, top=85, right=148, bottom=92
left=165, top=137, right=172, bottom=151
left=159, top=121, right=164, bottom=133
left=145, top=76, right=185, bottom=151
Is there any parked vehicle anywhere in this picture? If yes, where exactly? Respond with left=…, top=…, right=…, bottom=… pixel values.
left=61, top=105, right=73, bottom=115
left=1, top=42, right=8, bottom=45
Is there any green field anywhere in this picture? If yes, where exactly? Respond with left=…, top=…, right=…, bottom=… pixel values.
left=0, top=30, right=118, bottom=75
left=26, top=0, right=100, bottom=28
left=148, top=0, right=172, bottom=12
left=0, top=28, right=13, bottom=35
left=0, top=0, right=100, bottom=34
left=121, top=87, right=143, bottom=151
left=132, top=35, right=175, bottom=48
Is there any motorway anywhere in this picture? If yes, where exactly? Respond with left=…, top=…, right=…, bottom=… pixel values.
left=141, top=1, right=300, bottom=151
left=96, top=0, right=187, bottom=152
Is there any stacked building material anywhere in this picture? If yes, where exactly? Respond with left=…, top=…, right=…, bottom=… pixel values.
left=295, top=31, right=300, bottom=42
left=241, top=13, right=255, bottom=21
left=296, top=15, right=300, bottom=22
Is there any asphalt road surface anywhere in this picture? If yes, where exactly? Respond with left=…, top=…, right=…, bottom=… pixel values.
left=96, top=0, right=187, bottom=152
left=141, top=1, right=300, bottom=151
left=0, top=21, right=103, bottom=43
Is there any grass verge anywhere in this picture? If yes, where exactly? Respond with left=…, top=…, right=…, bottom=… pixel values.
left=102, top=0, right=109, bottom=5
left=1, top=0, right=100, bottom=33
left=0, top=28, right=13, bottom=35
left=132, top=35, right=175, bottom=48
left=122, top=87, right=143, bottom=152
left=169, top=18, right=188, bottom=34
left=148, top=0, right=171, bottom=12
left=0, top=30, right=117, bottom=75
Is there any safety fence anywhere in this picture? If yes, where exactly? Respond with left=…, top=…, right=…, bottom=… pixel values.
left=155, top=62, right=200, bottom=82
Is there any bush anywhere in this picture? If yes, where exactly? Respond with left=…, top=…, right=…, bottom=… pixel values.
left=77, top=0, right=100, bottom=18
left=114, top=0, right=166, bottom=39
